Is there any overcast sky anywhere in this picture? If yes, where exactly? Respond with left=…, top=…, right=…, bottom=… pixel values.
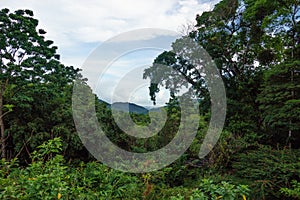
left=1, top=0, right=220, bottom=106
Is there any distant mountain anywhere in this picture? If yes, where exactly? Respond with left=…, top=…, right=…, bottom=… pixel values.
left=98, top=100, right=149, bottom=114
left=97, top=99, right=168, bottom=114
left=111, top=102, right=148, bottom=114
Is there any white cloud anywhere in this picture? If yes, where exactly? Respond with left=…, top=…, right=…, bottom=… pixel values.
left=1, top=0, right=218, bottom=45
left=1, top=0, right=220, bottom=106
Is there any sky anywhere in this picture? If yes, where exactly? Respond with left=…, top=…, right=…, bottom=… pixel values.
left=1, top=0, right=220, bottom=106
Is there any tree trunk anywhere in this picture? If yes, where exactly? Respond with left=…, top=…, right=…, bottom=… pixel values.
left=289, top=68, right=294, bottom=149
left=0, top=92, right=6, bottom=159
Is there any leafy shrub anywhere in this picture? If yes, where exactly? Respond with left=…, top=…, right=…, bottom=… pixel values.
left=190, top=179, right=249, bottom=200
left=232, top=145, right=300, bottom=199
left=0, top=138, right=143, bottom=199
left=145, top=178, right=249, bottom=200
left=280, top=180, right=300, bottom=199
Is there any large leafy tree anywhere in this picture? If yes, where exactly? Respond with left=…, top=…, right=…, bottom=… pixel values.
left=256, top=0, right=300, bottom=147
left=144, top=0, right=265, bottom=136
left=193, top=0, right=266, bottom=135
left=144, top=0, right=299, bottom=146
left=0, top=9, right=81, bottom=159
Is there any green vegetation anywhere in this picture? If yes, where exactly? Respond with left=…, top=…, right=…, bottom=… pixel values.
left=0, top=0, right=299, bottom=199
left=0, top=138, right=250, bottom=200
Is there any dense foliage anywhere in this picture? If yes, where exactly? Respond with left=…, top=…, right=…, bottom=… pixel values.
left=0, top=0, right=299, bottom=199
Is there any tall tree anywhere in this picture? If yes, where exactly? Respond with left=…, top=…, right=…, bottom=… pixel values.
left=144, top=0, right=299, bottom=144
left=144, top=0, right=265, bottom=136
left=256, top=0, right=300, bottom=147
left=0, top=9, right=80, bottom=159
